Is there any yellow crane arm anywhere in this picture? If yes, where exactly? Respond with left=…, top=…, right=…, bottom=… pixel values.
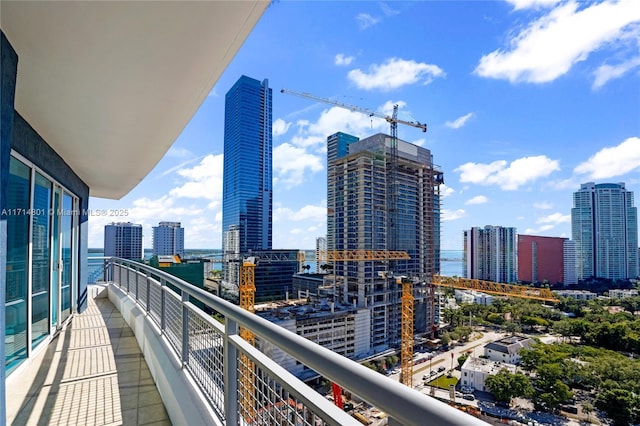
left=432, top=275, right=559, bottom=302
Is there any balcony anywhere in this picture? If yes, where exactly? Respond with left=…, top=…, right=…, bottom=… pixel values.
left=9, top=258, right=486, bottom=425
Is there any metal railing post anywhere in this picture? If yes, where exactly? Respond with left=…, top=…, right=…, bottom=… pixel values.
left=160, top=279, right=166, bottom=334
left=181, top=291, right=189, bottom=365
left=118, top=262, right=122, bottom=288
left=126, top=265, right=130, bottom=293
left=146, top=271, right=151, bottom=314
left=224, top=318, right=239, bottom=425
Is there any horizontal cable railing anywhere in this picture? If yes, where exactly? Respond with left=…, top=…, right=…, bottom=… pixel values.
left=105, top=258, right=486, bottom=426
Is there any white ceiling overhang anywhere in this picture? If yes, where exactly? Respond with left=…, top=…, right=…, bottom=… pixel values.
left=1, top=1, right=269, bottom=199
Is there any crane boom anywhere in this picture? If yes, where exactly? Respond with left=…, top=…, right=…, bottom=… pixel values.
left=280, top=88, right=427, bottom=132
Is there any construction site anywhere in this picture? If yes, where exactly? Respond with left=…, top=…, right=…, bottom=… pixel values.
left=205, top=88, right=564, bottom=423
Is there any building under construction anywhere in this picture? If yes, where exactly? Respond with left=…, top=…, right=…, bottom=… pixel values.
left=327, top=132, right=443, bottom=349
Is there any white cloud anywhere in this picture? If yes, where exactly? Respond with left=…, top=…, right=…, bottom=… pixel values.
left=475, top=0, right=640, bottom=84
left=157, top=157, right=201, bottom=178
left=412, top=138, right=426, bottom=147
left=445, top=112, right=475, bottom=129
left=356, top=13, right=380, bottom=30
left=593, top=56, right=640, bottom=89
left=170, top=154, right=223, bottom=201
left=440, top=184, right=456, bottom=198
left=166, top=146, right=192, bottom=158
left=335, top=53, right=355, bottom=66
left=536, top=212, right=570, bottom=224
left=524, top=224, right=555, bottom=233
left=465, top=195, right=489, bottom=205
left=273, top=143, right=324, bottom=188
left=442, top=209, right=466, bottom=221
left=455, top=155, right=560, bottom=190
left=574, top=136, right=640, bottom=178
left=533, top=201, right=553, bottom=209
left=273, top=118, right=292, bottom=137
left=274, top=201, right=327, bottom=223
left=348, top=57, right=445, bottom=91
left=379, top=2, right=400, bottom=16
left=506, top=0, right=561, bottom=10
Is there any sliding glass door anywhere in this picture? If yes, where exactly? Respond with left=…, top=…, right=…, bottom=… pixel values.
left=5, top=153, right=80, bottom=372
left=31, top=173, right=52, bottom=347
left=5, top=157, right=30, bottom=373
left=60, top=192, right=74, bottom=322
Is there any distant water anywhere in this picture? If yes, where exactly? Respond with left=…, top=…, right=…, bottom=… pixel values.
left=440, top=249, right=463, bottom=277
left=88, top=249, right=461, bottom=277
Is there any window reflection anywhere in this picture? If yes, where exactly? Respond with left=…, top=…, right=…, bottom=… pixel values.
left=6, top=157, right=30, bottom=372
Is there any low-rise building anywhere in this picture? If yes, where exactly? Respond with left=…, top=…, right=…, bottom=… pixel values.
left=609, top=289, right=639, bottom=299
left=555, top=290, right=597, bottom=300
left=256, top=300, right=371, bottom=380
left=460, top=357, right=517, bottom=392
left=484, top=335, right=534, bottom=364
left=455, top=290, right=494, bottom=305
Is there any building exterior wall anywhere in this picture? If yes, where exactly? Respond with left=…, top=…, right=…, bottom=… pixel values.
left=555, top=290, right=597, bottom=300
left=327, top=132, right=440, bottom=348
left=563, top=240, right=578, bottom=286
left=517, top=235, right=565, bottom=285
left=460, top=357, right=517, bottom=392
left=572, top=182, right=639, bottom=280
left=104, top=222, right=143, bottom=260
left=222, top=75, right=272, bottom=254
left=252, top=250, right=299, bottom=302
left=315, top=236, right=327, bottom=273
left=464, top=226, right=517, bottom=283
left=257, top=305, right=371, bottom=378
left=152, top=221, right=184, bottom=257
left=609, top=289, right=639, bottom=299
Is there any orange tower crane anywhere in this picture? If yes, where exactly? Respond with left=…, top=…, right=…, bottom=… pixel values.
left=239, top=258, right=257, bottom=422
left=432, top=275, right=559, bottom=303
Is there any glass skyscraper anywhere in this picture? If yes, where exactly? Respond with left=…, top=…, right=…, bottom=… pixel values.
left=222, top=75, right=272, bottom=254
left=571, top=182, right=638, bottom=281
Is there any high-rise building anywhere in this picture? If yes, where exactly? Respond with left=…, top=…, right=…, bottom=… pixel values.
left=463, top=226, right=517, bottom=283
left=571, top=182, right=638, bottom=280
left=152, top=221, right=184, bottom=257
left=315, top=236, right=327, bottom=273
left=327, top=132, right=442, bottom=348
left=222, top=75, right=272, bottom=254
left=518, top=235, right=570, bottom=285
left=104, top=222, right=143, bottom=260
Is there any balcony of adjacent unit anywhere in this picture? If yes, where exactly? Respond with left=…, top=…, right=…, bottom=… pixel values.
left=8, top=258, right=487, bottom=426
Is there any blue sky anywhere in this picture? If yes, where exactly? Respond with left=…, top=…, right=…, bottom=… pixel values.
left=88, top=0, right=640, bottom=250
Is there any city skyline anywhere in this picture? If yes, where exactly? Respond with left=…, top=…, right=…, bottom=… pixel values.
left=87, top=0, right=640, bottom=250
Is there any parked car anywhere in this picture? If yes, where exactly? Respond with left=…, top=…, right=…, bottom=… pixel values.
left=438, top=366, right=446, bottom=372
left=462, top=394, right=475, bottom=401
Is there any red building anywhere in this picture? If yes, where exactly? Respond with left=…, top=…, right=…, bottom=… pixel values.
left=518, top=235, right=566, bottom=285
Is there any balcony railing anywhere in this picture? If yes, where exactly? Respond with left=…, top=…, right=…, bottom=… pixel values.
left=105, top=257, right=486, bottom=426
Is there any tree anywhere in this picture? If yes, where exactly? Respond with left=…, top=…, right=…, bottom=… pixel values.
left=595, top=388, right=640, bottom=426
left=537, top=380, right=573, bottom=410
left=457, top=352, right=470, bottom=367
left=485, top=370, right=534, bottom=403
left=581, top=401, right=593, bottom=423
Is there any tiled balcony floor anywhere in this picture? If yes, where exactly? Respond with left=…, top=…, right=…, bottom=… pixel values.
left=7, top=294, right=170, bottom=426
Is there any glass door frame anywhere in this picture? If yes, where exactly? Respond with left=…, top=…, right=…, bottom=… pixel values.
left=9, top=150, right=80, bottom=357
